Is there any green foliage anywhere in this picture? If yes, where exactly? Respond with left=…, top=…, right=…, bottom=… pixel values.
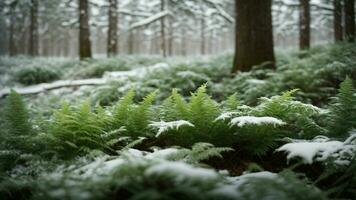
left=253, top=89, right=325, bottom=138
left=238, top=170, right=328, bottom=200
left=4, top=90, right=32, bottom=138
left=327, top=77, right=356, bottom=138
left=14, top=65, right=61, bottom=85
left=47, top=101, right=110, bottom=158
left=76, top=58, right=130, bottom=78
left=111, top=90, right=157, bottom=137
left=1, top=91, right=33, bottom=170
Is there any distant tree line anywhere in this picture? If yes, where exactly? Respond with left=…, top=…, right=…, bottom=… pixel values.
left=0, top=0, right=355, bottom=73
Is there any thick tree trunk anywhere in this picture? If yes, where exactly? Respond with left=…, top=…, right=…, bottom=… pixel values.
left=334, top=0, right=343, bottom=42
left=29, top=0, right=39, bottom=56
left=344, top=0, right=355, bottom=42
left=232, top=0, right=275, bottom=73
left=160, top=0, right=167, bottom=57
left=299, top=0, right=310, bottom=50
left=79, top=0, right=92, bottom=60
left=107, top=0, right=118, bottom=57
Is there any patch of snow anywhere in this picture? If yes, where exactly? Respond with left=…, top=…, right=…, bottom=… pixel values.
left=176, top=71, right=209, bottom=80
left=247, top=79, right=266, bottom=85
left=276, top=136, right=345, bottom=164
left=145, top=148, right=179, bottom=159
left=215, top=112, right=240, bottom=121
left=149, top=120, right=195, bottom=137
left=230, top=116, right=285, bottom=127
left=145, top=161, right=218, bottom=181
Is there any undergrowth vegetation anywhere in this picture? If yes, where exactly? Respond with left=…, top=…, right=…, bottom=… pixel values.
left=0, top=43, right=356, bottom=199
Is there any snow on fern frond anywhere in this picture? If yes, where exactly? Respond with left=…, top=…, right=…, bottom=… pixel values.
left=277, top=134, right=356, bottom=165
left=145, top=161, right=219, bottom=182
left=149, top=120, right=195, bottom=137
left=215, top=112, right=240, bottom=121
left=229, top=116, right=285, bottom=127
left=176, top=71, right=209, bottom=80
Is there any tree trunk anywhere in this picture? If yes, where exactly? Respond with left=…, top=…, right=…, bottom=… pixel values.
left=344, top=0, right=355, bottom=42
left=29, top=0, right=39, bottom=56
left=232, top=0, right=275, bottom=73
left=128, top=30, right=134, bottom=54
left=200, top=17, right=206, bottom=55
left=160, top=0, right=167, bottom=57
left=107, top=0, right=118, bottom=57
left=181, top=27, right=187, bottom=56
left=299, top=0, right=310, bottom=50
left=9, top=1, right=17, bottom=56
left=79, top=0, right=92, bottom=60
left=334, top=0, right=343, bottom=42
left=168, top=20, right=173, bottom=56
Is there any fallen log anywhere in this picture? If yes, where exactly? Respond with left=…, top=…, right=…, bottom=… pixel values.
left=0, top=78, right=106, bottom=98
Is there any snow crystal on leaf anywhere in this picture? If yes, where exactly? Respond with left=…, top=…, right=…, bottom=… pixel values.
left=229, top=116, right=285, bottom=127
left=149, top=120, right=195, bottom=137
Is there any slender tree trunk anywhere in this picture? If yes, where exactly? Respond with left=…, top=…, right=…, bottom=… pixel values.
left=168, top=20, right=173, bottom=56
left=181, top=27, right=187, bottom=56
left=344, top=0, right=355, bottom=42
left=232, top=0, right=275, bottom=73
left=128, top=30, right=134, bottom=54
left=200, top=17, right=206, bottom=55
left=334, top=0, right=343, bottom=42
left=299, top=0, right=310, bottom=49
left=9, top=1, right=17, bottom=56
left=107, top=0, right=118, bottom=57
left=29, top=0, right=39, bottom=56
left=160, top=0, right=167, bottom=57
left=79, top=0, right=92, bottom=60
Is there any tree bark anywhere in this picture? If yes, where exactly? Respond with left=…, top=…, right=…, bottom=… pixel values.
left=107, top=0, right=118, bottom=57
left=9, top=1, right=17, bottom=56
left=200, top=17, right=206, bottom=55
left=334, top=0, right=343, bottom=42
left=168, top=20, right=173, bottom=56
left=344, top=0, right=355, bottom=42
left=299, top=0, right=311, bottom=50
left=79, top=0, right=92, bottom=60
left=160, top=0, right=167, bottom=57
left=128, top=30, right=134, bottom=54
left=29, top=0, right=39, bottom=56
left=232, top=0, right=275, bottom=73
left=181, top=27, right=187, bottom=56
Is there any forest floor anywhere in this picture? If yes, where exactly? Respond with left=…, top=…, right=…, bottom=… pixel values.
left=0, top=43, right=356, bottom=200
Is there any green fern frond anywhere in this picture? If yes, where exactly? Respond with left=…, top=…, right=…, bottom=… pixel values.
left=327, top=77, right=356, bottom=138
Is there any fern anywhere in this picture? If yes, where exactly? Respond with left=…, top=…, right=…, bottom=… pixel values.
left=4, top=90, right=32, bottom=139
left=225, top=93, right=240, bottom=111
left=111, top=89, right=135, bottom=128
left=48, top=100, right=109, bottom=158
left=327, top=77, right=356, bottom=138
left=1, top=90, right=34, bottom=170
left=184, top=143, right=233, bottom=164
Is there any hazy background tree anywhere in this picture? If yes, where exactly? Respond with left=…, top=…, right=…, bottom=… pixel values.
left=107, top=0, right=118, bottom=57
left=299, top=0, right=311, bottom=49
left=79, top=0, right=92, bottom=59
left=333, top=0, right=343, bottom=42
left=344, top=0, right=355, bottom=42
